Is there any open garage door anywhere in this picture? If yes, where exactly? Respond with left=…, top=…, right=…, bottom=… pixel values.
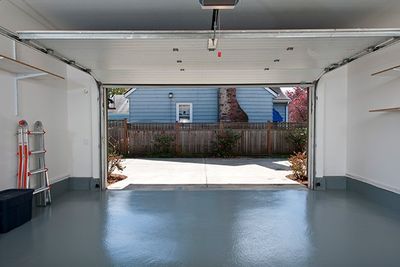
left=18, top=30, right=399, bottom=85
left=16, top=29, right=400, bottom=189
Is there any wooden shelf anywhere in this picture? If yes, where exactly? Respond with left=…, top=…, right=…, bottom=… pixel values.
left=371, top=65, right=400, bottom=78
left=369, top=107, right=400, bottom=112
left=0, top=54, right=64, bottom=80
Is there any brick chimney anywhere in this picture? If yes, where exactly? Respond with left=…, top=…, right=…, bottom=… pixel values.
left=218, top=88, right=248, bottom=122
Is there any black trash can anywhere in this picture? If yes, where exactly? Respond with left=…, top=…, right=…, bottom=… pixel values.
left=0, top=189, right=34, bottom=233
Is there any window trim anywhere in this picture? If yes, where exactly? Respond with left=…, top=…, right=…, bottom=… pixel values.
left=176, top=103, right=193, bottom=123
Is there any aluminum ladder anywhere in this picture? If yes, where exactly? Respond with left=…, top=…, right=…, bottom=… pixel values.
left=17, top=120, right=51, bottom=206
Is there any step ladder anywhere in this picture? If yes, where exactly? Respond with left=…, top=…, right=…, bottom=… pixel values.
left=17, top=120, right=51, bottom=206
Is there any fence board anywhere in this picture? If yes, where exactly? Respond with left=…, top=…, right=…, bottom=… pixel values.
left=108, top=121, right=307, bottom=156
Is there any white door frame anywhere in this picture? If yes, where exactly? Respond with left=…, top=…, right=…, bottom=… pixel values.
left=307, top=85, right=316, bottom=189
left=100, top=85, right=108, bottom=190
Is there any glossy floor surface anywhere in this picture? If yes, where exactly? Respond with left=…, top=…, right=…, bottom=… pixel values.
left=1, top=189, right=400, bottom=267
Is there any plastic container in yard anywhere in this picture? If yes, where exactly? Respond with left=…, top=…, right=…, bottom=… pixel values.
left=0, top=189, right=34, bottom=233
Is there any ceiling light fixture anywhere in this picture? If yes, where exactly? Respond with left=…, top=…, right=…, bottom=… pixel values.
left=199, top=0, right=239, bottom=10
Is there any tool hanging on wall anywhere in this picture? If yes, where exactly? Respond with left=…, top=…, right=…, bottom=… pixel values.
left=17, top=120, right=51, bottom=206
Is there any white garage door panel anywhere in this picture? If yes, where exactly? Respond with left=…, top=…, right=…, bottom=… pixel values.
left=18, top=31, right=392, bottom=84
left=94, top=69, right=320, bottom=85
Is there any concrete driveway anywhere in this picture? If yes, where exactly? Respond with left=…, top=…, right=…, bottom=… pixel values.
left=108, top=158, right=300, bottom=189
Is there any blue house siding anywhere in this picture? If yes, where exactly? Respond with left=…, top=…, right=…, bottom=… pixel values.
left=128, top=87, right=288, bottom=123
left=128, top=88, right=218, bottom=123
left=236, top=88, right=274, bottom=122
left=108, top=114, right=129, bottom=120
left=273, top=103, right=287, bottom=122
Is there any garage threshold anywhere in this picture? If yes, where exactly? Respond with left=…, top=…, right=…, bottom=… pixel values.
left=115, top=184, right=305, bottom=191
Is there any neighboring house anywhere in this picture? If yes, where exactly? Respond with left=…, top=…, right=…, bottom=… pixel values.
left=122, top=87, right=290, bottom=123
left=108, top=95, right=129, bottom=120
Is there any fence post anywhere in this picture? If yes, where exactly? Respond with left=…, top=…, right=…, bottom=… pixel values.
left=123, top=119, right=129, bottom=155
left=267, top=122, right=273, bottom=155
left=175, top=122, right=181, bottom=155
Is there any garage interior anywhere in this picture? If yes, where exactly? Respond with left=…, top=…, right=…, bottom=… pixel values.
left=0, top=0, right=400, bottom=266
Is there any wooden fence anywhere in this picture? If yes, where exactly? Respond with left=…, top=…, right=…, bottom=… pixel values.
left=108, top=120, right=307, bottom=157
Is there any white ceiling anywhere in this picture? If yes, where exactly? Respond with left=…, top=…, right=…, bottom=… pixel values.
left=27, top=34, right=388, bottom=85
left=7, top=0, right=400, bottom=30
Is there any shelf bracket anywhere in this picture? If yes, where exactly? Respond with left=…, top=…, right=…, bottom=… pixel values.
left=0, top=51, right=63, bottom=116
left=17, top=73, right=48, bottom=80
left=14, top=73, right=49, bottom=115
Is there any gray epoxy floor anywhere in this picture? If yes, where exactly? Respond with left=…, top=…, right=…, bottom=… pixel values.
left=1, top=189, right=400, bottom=267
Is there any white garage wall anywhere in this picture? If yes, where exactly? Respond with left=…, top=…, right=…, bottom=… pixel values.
left=315, top=66, right=348, bottom=178
left=316, top=41, right=400, bottom=194
left=0, top=34, right=99, bottom=190
left=66, top=66, right=100, bottom=179
left=0, top=69, right=23, bottom=189
left=346, top=42, right=400, bottom=194
left=0, top=38, right=70, bottom=189
left=17, top=77, right=70, bottom=184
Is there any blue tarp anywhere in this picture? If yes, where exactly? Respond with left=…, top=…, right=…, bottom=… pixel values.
left=273, top=108, right=283, bottom=122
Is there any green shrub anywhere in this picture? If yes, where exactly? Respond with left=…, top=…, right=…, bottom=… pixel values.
left=286, top=127, right=307, bottom=153
left=288, top=152, right=307, bottom=181
left=153, top=134, right=175, bottom=156
left=212, top=129, right=241, bottom=157
left=107, top=142, right=125, bottom=178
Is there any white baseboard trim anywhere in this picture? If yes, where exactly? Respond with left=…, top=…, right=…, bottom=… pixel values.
left=346, top=173, right=400, bottom=195
left=50, top=175, right=70, bottom=184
